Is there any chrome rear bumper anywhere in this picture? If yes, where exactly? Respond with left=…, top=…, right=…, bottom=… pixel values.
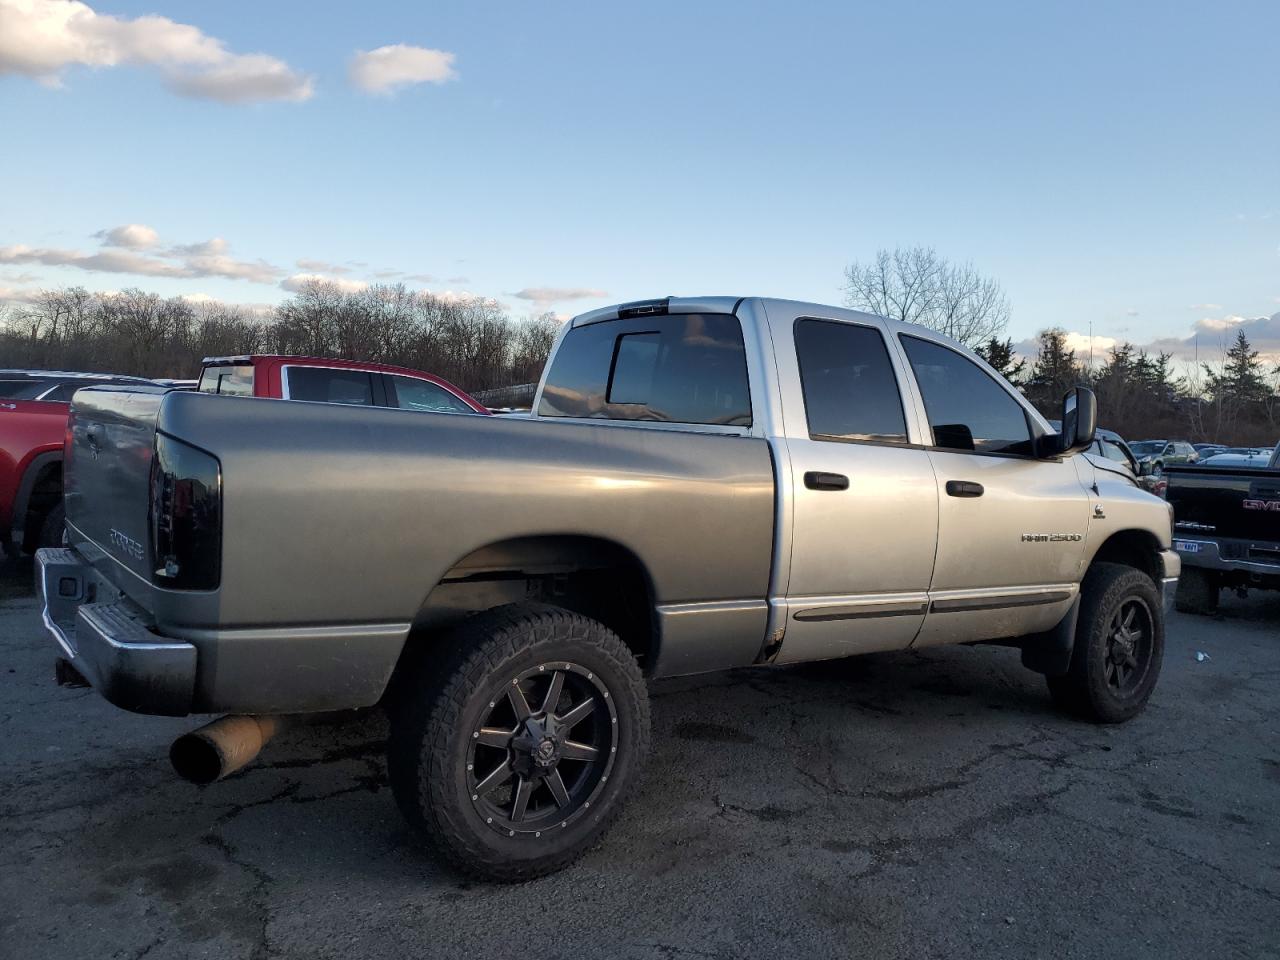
left=36, top=547, right=196, bottom=716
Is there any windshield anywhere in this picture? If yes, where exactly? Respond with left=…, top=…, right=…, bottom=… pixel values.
left=1129, top=441, right=1166, bottom=456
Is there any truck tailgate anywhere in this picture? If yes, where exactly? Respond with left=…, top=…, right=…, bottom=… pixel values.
left=1167, top=465, right=1280, bottom=542
left=64, top=386, right=171, bottom=586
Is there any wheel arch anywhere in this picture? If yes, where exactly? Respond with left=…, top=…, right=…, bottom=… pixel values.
left=1087, top=528, right=1162, bottom=584
left=408, top=534, right=659, bottom=672
left=13, top=451, right=63, bottom=552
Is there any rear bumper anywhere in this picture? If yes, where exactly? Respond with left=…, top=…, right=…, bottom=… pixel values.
left=36, top=546, right=411, bottom=716
left=1172, top=536, right=1280, bottom=579
left=36, top=547, right=196, bottom=715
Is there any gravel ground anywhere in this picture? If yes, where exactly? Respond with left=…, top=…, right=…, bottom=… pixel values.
left=1, top=558, right=1277, bottom=960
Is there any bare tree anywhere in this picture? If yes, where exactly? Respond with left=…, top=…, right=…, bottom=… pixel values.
left=843, top=246, right=1010, bottom=347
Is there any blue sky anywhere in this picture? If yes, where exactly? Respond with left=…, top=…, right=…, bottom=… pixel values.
left=1, top=0, right=1278, bottom=361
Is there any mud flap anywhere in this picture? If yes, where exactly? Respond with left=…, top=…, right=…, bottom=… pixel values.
left=1019, top=595, right=1080, bottom=677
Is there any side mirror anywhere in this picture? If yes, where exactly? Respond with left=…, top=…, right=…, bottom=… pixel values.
left=1054, top=386, right=1097, bottom=457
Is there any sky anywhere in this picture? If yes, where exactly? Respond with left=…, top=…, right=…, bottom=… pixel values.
left=1, top=0, right=1278, bottom=366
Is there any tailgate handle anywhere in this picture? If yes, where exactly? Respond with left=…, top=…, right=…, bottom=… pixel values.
left=946, top=480, right=984, bottom=498
left=804, top=471, right=849, bottom=491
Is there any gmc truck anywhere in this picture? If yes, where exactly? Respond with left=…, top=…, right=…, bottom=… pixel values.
left=36, top=296, right=1179, bottom=881
left=1167, top=442, right=1280, bottom=613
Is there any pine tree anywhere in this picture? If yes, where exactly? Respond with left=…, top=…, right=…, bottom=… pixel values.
left=975, top=337, right=1027, bottom=386
left=1025, top=328, right=1084, bottom=410
left=1205, top=330, right=1269, bottom=403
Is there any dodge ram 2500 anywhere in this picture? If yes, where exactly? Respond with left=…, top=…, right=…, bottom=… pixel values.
left=37, top=296, right=1179, bottom=880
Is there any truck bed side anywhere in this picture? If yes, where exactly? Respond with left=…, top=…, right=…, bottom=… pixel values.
left=65, top=388, right=777, bottom=705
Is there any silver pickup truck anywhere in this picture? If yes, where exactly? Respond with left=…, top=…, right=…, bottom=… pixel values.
left=37, top=296, right=1179, bottom=880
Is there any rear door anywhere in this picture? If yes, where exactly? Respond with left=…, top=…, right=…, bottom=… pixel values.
left=896, top=333, right=1088, bottom=646
left=772, top=313, right=940, bottom=663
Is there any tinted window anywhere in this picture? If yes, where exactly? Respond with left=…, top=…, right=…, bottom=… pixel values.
left=286, top=367, right=374, bottom=406
left=199, top=365, right=255, bottom=396
left=539, top=314, right=751, bottom=426
left=0, top=379, right=48, bottom=399
left=388, top=375, right=473, bottom=413
left=900, top=336, right=1033, bottom=455
left=44, top=382, right=84, bottom=402
left=795, top=319, right=908, bottom=444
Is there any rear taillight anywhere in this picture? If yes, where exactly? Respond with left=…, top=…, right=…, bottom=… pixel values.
left=149, top=434, right=221, bottom=590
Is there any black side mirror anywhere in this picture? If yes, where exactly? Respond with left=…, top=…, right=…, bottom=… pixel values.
left=1055, top=386, right=1097, bottom=456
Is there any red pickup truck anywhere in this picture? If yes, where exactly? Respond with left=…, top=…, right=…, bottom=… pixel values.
left=3, top=358, right=488, bottom=557
left=2, top=370, right=157, bottom=555
left=197, top=355, right=490, bottom=414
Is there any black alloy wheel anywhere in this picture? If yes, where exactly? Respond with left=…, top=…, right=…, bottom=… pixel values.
left=1101, top=598, right=1154, bottom=694
left=467, top=662, right=617, bottom=837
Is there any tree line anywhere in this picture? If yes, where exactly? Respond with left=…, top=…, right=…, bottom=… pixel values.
left=0, top=281, right=562, bottom=393
left=846, top=246, right=1280, bottom=446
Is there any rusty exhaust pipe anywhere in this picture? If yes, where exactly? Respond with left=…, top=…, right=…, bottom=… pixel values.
left=170, top=715, right=287, bottom=784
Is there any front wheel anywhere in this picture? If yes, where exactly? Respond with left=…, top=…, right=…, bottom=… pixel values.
left=1047, top=563, right=1164, bottom=723
left=388, top=603, right=650, bottom=881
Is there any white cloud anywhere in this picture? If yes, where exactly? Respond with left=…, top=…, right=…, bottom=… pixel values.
left=0, top=227, right=282, bottom=283
left=1197, top=314, right=1251, bottom=332
left=1190, top=302, right=1224, bottom=311
left=280, top=273, right=368, bottom=294
left=296, top=258, right=351, bottom=275
left=0, top=0, right=312, bottom=103
left=512, top=286, right=607, bottom=307
left=95, top=223, right=158, bottom=249
left=168, top=237, right=228, bottom=257
left=348, top=43, right=457, bottom=94
left=1062, top=331, right=1118, bottom=354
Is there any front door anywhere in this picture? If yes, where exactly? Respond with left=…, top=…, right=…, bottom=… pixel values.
left=774, top=316, right=940, bottom=663
left=896, top=334, right=1090, bottom=646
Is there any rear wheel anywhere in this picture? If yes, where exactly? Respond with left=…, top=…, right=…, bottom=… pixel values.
left=1047, top=563, right=1164, bottom=723
left=1174, top=567, right=1219, bottom=615
left=388, top=603, right=650, bottom=881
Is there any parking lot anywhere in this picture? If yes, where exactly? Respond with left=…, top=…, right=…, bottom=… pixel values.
left=1, top=558, right=1276, bottom=960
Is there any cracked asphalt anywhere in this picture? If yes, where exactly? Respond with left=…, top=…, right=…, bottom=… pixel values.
left=1, top=558, right=1277, bottom=960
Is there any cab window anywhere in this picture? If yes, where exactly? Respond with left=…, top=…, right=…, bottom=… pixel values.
left=387, top=375, right=474, bottom=413
left=795, top=319, right=908, bottom=444
left=285, top=367, right=374, bottom=405
left=900, top=335, right=1033, bottom=455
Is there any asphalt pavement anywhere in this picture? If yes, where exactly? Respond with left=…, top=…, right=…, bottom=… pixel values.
left=1, top=558, right=1276, bottom=960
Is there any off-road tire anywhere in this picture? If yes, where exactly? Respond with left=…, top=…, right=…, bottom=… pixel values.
left=38, top=501, right=66, bottom=549
left=1047, top=562, right=1164, bottom=723
left=1174, top=567, right=1219, bottom=615
left=387, top=603, right=650, bottom=882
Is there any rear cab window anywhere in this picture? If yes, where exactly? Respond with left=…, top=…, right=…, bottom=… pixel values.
left=198, top=365, right=255, bottom=396
left=538, top=314, right=751, bottom=426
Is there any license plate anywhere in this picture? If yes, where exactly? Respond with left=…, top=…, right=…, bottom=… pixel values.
left=1174, top=540, right=1201, bottom=553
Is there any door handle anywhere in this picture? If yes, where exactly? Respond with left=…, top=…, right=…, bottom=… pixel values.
left=804, top=471, right=849, bottom=491
left=945, top=480, right=984, bottom=498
